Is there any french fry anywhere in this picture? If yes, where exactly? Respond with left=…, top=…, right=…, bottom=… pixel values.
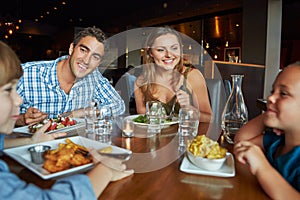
left=188, top=135, right=227, bottom=159
left=65, top=138, right=88, bottom=152
left=98, top=146, right=113, bottom=153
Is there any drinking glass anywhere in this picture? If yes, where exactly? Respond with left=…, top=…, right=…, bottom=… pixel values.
left=146, top=101, right=162, bottom=137
left=84, top=101, right=97, bottom=136
left=178, top=106, right=200, bottom=136
left=95, top=105, right=113, bottom=144
left=122, top=118, right=134, bottom=137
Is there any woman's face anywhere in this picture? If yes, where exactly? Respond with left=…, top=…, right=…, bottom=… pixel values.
left=0, top=79, right=23, bottom=134
left=265, top=66, right=300, bottom=132
left=149, top=33, right=181, bottom=71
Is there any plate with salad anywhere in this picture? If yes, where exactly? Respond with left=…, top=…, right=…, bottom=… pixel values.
left=13, top=117, right=85, bottom=135
left=126, top=114, right=178, bottom=128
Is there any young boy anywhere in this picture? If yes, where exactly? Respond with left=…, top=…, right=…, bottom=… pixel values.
left=234, top=62, right=300, bottom=199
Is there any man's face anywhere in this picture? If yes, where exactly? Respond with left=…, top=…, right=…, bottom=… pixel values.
left=68, top=36, right=104, bottom=79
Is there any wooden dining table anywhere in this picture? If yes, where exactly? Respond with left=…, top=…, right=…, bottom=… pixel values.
left=3, top=121, right=271, bottom=200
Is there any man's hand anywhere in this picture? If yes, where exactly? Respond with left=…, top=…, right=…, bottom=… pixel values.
left=24, top=107, right=48, bottom=125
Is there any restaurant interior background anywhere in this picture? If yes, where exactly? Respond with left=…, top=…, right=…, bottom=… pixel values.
left=1, top=0, right=299, bottom=65
left=1, top=0, right=299, bottom=119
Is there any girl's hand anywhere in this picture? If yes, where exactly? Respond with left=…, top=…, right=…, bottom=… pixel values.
left=89, top=148, right=134, bottom=182
left=31, top=121, right=67, bottom=143
left=234, top=141, right=271, bottom=175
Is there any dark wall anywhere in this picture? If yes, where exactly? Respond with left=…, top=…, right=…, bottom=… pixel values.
left=242, top=0, right=268, bottom=65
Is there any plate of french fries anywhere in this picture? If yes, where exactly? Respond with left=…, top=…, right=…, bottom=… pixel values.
left=180, top=135, right=235, bottom=177
left=3, top=136, right=132, bottom=179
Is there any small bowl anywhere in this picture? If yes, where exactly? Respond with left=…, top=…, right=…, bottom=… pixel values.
left=187, top=151, right=227, bottom=171
left=28, top=145, right=51, bottom=164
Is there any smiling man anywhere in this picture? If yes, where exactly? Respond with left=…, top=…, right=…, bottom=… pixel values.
left=16, top=27, right=125, bottom=126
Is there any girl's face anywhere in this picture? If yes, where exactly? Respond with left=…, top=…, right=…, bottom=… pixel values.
left=149, top=33, right=181, bottom=71
left=0, top=79, right=23, bottom=134
left=265, top=66, right=300, bottom=132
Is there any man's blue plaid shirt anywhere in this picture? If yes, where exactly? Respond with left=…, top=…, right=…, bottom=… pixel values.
left=17, top=55, right=125, bottom=117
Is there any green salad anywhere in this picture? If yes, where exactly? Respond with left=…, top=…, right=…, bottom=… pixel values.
left=132, top=115, right=148, bottom=123
left=132, top=115, right=172, bottom=124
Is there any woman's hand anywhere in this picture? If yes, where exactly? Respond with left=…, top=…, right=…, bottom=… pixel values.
left=175, top=89, right=190, bottom=107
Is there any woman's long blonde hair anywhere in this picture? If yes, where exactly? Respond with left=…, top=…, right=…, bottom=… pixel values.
left=139, top=27, right=184, bottom=102
left=0, top=41, right=23, bottom=86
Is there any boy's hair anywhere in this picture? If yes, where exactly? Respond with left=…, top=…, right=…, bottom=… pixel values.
left=0, top=41, right=23, bottom=86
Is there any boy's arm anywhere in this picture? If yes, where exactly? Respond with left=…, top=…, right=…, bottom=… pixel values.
left=235, top=113, right=266, bottom=147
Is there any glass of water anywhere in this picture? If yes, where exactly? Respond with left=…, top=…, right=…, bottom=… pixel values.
left=178, top=106, right=200, bottom=137
left=122, top=118, right=134, bottom=137
left=146, top=101, right=163, bottom=137
left=84, top=101, right=97, bottom=137
left=94, top=105, right=113, bottom=144
left=178, top=106, right=200, bottom=146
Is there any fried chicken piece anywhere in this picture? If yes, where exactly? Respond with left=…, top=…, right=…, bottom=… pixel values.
left=70, top=153, right=93, bottom=166
left=42, top=139, right=92, bottom=173
left=43, top=159, right=70, bottom=173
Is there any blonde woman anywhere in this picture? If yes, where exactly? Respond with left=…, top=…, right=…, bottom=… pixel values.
left=134, top=27, right=212, bottom=122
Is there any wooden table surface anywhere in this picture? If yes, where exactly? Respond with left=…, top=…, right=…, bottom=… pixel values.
left=3, top=122, right=271, bottom=200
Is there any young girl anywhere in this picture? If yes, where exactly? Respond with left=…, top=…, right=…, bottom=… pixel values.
left=0, top=41, right=133, bottom=199
left=234, top=62, right=300, bottom=199
left=134, top=27, right=212, bottom=122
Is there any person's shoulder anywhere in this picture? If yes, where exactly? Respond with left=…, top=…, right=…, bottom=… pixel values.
left=21, top=60, right=55, bottom=72
left=135, top=75, right=144, bottom=86
left=183, top=65, right=203, bottom=78
left=22, top=56, right=68, bottom=71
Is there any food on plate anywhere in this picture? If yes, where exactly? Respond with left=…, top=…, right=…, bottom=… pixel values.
left=43, top=138, right=92, bottom=173
left=188, top=135, right=227, bottom=159
left=98, top=146, right=113, bottom=153
left=132, top=114, right=172, bottom=124
left=132, top=115, right=148, bottom=123
left=28, top=117, right=77, bottom=133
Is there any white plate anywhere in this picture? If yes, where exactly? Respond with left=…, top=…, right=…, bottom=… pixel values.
left=3, top=136, right=132, bottom=179
left=13, top=118, right=85, bottom=135
left=180, top=152, right=235, bottom=177
left=126, top=114, right=178, bottom=128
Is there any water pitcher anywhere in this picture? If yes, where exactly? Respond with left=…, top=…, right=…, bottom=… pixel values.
left=221, top=75, right=248, bottom=144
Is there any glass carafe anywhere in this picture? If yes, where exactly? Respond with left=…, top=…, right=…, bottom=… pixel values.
left=221, top=75, right=248, bottom=144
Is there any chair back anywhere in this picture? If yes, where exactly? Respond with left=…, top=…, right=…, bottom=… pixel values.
left=115, top=75, right=131, bottom=114
left=205, top=79, right=226, bottom=124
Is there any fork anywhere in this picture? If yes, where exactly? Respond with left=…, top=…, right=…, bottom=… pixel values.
left=167, top=100, right=176, bottom=121
left=76, top=149, right=132, bottom=161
